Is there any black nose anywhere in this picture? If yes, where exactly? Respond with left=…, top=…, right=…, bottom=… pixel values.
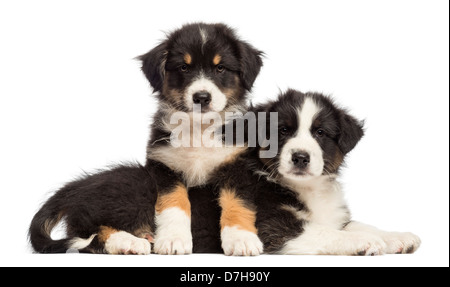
left=292, top=152, right=310, bottom=169
left=193, top=92, right=212, bottom=107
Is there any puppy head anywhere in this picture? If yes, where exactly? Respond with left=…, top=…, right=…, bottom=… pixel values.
left=258, top=89, right=364, bottom=181
left=138, top=23, right=263, bottom=113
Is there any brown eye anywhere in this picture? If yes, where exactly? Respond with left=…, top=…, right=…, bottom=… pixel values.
left=216, top=64, right=225, bottom=73
left=180, top=64, right=189, bottom=73
left=280, top=126, right=290, bottom=136
left=316, top=129, right=325, bottom=137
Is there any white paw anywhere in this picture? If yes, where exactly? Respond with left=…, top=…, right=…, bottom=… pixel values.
left=154, top=236, right=193, bottom=255
left=351, top=233, right=387, bottom=256
left=154, top=208, right=193, bottom=255
left=221, top=226, right=264, bottom=256
left=105, top=231, right=151, bottom=255
left=381, top=232, right=421, bottom=254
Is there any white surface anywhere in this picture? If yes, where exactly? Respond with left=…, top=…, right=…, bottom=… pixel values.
left=0, top=0, right=448, bottom=267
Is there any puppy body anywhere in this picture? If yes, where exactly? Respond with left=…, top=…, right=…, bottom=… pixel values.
left=28, top=23, right=264, bottom=254
left=202, top=89, right=421, bottom=255
left=29, top=163, right=172, bottom=254
left=139, top=23, right=263, bottom=255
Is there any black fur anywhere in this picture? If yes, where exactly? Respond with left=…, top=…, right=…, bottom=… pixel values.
left=29, top=162, right=180, bottom=253
left=29, top=22, right=263, bottom=254
left=190, top=89, right=365, bottom=253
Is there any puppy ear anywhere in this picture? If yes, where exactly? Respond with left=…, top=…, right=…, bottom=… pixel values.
left=137, top=42, right=168, bottom=92
left=338, top=112, right=365, bottom=155
left=238, top=42, right=263, bottom=91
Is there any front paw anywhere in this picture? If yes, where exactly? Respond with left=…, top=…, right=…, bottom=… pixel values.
left=221, top=226, right=264, bottom=256
left=154, top=236, right=193, bottom=255
left=154, top=208, right=193, bottom=255
left=351, top=233, right=387, bottom=256
left=381, top=232, right=421, bottom=254
left=105, top=231, right=151, bottom=255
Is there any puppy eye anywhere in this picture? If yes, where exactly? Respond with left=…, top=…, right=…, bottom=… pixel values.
left=315, top=129, right=325, bottom=137
left=216, top=65, right=225, bottom=73
left=280, top=126, right=291, bottom=136
left=180, top=65, right=189, bottom=73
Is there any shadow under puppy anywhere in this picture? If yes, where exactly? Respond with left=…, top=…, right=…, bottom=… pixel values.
left=28, top=22, right=263, bottom=254
left=200, top=89, right=421, bottom=255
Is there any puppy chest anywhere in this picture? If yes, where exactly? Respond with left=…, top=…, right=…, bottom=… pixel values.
left=149, top=146, right=245, bottom=187
left=289, top=181, right=350, bottom=229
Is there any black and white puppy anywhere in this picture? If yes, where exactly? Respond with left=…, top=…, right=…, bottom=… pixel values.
left=28, top=23, right=263, bottom=255
left=208, top=89, right=421, bottom=255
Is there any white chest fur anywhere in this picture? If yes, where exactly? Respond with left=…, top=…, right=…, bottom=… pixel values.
left=149, top=110, right=246, bottom=187
left=283, top=176, right=350, bottom=229
left=149, top=145, right=244, bottom=187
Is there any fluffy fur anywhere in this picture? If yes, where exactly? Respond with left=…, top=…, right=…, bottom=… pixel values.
left=28, top=22, right=263, bottom=254
left=198, top=89, right=421, bottom=255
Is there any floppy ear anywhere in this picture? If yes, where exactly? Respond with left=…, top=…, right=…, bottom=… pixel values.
left=137, top=42, right=168, bottom=92
left=238, top=42, right=263, bottom=91
left=338, top=112, right=365, bottom=155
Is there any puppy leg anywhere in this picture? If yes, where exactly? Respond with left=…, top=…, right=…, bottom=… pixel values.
left=344, top=221, right=421, bottom=254
left=281, top=223, right=386, bottom=255
left=154, top=183, right=193, bottom=255
left=219, top=188, right=263, bottom=256
left=97, top=226, right=151, bottom=255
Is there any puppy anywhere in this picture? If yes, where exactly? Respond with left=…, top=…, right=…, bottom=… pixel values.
left=29, top=22, right=263, bottom=254
left=206, top=89, right=421, bottom=255
left=139, top=22, right=263, bottom=255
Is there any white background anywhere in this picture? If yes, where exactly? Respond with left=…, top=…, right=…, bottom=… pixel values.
left=0, top=0, right=448, bottom=267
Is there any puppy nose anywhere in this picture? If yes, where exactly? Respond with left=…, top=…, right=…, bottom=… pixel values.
left=291, top=152, right=310, bottom=169
left=193, top=92, right=212, bottom=106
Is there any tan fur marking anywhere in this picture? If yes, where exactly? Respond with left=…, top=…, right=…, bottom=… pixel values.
left=184, top=53, right=192, bottom=65
left=155, top=184, right=191, bottom=217
left=221, top=147, right=247, bottom=166
left=43, top=212, right=64, bottom=236
left=213, top=54, right=222, bottom=65
left=97, top=226, right=119, bottom=244
left=219, top=189, right=257, bottom=233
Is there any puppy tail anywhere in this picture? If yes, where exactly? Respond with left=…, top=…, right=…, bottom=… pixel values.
left=28, top=199, right=72, bottom=253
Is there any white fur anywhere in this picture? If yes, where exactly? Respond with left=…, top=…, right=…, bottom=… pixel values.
left=104, top=231, right=151, bottom=255
left=221, top=226, right=264, bottom=256
left=150, top=113, right=245, bottom=188
left=68, top=234, right=96, bottom=250
left=344, top=221, right=422, bottom=254
left=281, top=223, right=387, bottom=255
left=284, top=176, right=350, bottom=229
left=149, top=104, right=245, bottom=187
left=280, top=176, right=386, bottom=255
left=184, top=75, right=228, bottom=113
left=150, top=145, right=245, bottom=187
left=199, top=26, right=208, bottom=52
left=154, top=207, right=193, bottom=255
left=280, top=174, right=421, bottom=255
left=279, top=98, right=324, bottom=179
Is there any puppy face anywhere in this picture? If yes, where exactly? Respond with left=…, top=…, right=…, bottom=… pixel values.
left=139, top=23, right=263, bottom=113
left=259, top=90, right=364, bottom=181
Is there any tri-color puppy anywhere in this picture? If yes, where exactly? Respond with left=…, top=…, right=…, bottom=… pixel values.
left=29, top=23, right=263, bottom=255
left=206, top=89, right=421, bottom=255
left=140, top=23, right=263, bottom=255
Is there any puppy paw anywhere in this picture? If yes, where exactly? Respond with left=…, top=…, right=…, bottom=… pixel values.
left=351, top=233, right=387, bottom=256
left=154, top=207, right=193, bottom=255
left=105, top=231, right=151, bottom=255
left=154, top=236, right=193, bottom=255
left=381, top=232, right=421, bottom=254
left=221, top=226, right=264, bottom=256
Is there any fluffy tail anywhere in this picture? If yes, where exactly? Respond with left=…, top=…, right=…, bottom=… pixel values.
left=28, top=197, right=74, bottom=253
left=29, top=198, right=95, bottom=253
